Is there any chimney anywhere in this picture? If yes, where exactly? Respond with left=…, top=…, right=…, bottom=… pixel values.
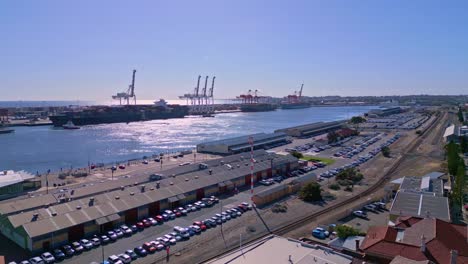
left=420, top=235, right=426, bottom=253
left=209, top=169, right=212, bottom=175
left=451, top=250, right=458, bottom=264
left=140, top=185, right=146, bottom=193
left=355, top=239, right=360, bottom=251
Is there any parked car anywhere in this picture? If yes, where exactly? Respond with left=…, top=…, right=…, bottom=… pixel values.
left=120, top=225, right=133, bottom=236
left=80, top=239, right=93, bottom=250
left=61, top=245, right=75, bottom=257
left=28, top=257, right=44, bottom=264
left=142, top=242, right=156, bottom=254
left=312, top=229, right=327, bottom=239
left=363, top=204, right=378, bottom=213
left=107, top=231, right=118, bottom=241
left=40, top=252, right=55, bottom=264
left=71, top=241, right=84, bottom=253
left=91, top=237, right=101, bottom=246
left=124, top=250, right=138, bottom=260
left=118, top=254, right=132, bottom=264
left=52, top=249, right=66, bottom=261
left=353, top=210, right=368, bottom=219
left=134, top=246, right=148, bottom=257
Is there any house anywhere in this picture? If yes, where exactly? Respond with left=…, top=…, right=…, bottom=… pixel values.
left=360, top=217, right=467, bottom=264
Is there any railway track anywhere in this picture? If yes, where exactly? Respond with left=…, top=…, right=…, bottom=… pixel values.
left=198, top=112, right=443, bottom=263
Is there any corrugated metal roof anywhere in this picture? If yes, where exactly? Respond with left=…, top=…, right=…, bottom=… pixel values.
left=3, top=150, right=297, bottom=238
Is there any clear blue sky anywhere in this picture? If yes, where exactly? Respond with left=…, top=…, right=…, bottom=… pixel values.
left=1, top=0, right=467, bottom=100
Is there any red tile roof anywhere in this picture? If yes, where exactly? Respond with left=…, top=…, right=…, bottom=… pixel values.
left=361, top=217, right=468, bottom=264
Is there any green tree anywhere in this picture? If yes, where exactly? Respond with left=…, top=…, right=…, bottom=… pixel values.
left=290, top=151, right=303, bottom=159
left=299, top=182, right=322, bottom=202
left=327, top=131, right=339, bottom=144
left=453, top=159, right=466, bottom=206
left=336, top=225, right=363, bottom=239
left=381, top=146, right=391, bottom=157
left=458, top=108, right=464, bottom=123
left=460, top=136, right=468, bottom=154
left=350, top=116, right=366, bottom=131
left=447, top=141, right=461, bottom=175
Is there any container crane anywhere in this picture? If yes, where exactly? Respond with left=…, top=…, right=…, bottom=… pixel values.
left=112, top=69, right=137, bottom=105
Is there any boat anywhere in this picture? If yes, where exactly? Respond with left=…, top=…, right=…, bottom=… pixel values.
left=201, top=113, right=215, bottom=117
left=62, top=121, right=80, bottom=129
left=0, top=123, right=14, bottom=134
left=237, top=89, right=278, bottom=113
left=49, top=100, right=189, bottom=127
left=280, top=83, right=311, bottom=110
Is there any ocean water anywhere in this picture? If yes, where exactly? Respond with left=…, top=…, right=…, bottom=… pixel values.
left=0, top=105, right=377, bottom=173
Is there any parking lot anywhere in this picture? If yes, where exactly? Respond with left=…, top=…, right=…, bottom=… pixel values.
left=361, top=112, right=430, bottom=130
left=308, top=201, right=390, bottom=243
left=4, top=191, right=255, bottom=264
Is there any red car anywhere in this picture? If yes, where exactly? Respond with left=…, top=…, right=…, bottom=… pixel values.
left=173, top=210, right=182, bottom=217
left=193, top=221, right=207, bottom=231
left=155, top=215, right=164, bottom=223
left=136, top=222, right=144, bottom=229
left=142, top=219, right=151, bottom=227
left=119, top=164, right=126, bottom=169
left=142, top=242, right=156, bottom=253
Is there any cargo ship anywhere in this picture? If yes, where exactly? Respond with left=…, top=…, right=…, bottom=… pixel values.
left=49, top=100, right=188, bottom=127
left=280, top=83, right=311, bottom=109
left=237, top=89, right=277, bottom=113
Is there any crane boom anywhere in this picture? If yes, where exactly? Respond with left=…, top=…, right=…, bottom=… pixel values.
left=299, top=83, right=304, bottom=97
left=194, top=75, right=201, bottom=96
left=202, top=76, right=208, bottom=97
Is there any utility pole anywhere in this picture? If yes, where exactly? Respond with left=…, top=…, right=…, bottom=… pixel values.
left=249, top=136, right=254, bottom=201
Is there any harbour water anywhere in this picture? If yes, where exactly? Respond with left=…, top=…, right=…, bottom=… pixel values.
left=0, top=105, right=377, bottom=173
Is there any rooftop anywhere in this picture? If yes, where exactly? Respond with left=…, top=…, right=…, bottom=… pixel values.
left=205, top=235, right=354, bottom=264
left=399, top=176, right=444, bottom=196
left=390, top=191, right=450, bottom=221
left=0, top=170, right=36, bottom=188
left=197, top=132, right=287, bottom=147
left=0, top=150, right=297, bottom=238
left=361, top=217, right=468, bottom=264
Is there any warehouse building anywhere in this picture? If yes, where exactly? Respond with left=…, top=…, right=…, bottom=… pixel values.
left=367, top=107, right=402, bottom=117
left=196, top=132, right=288, bottom=155
left=0, top=170, right=41, bottom=201
left=252, top=172, right=316, bottom=206
left=389, top=173, right=449, bottom=222
left=0, top=150, right=297, bottom=254
left=274, top=120, right=346, bottom=138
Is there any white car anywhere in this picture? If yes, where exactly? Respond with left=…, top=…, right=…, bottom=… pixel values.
left=118, top=253, right=132, bottom=264
left=40, top=252, right=55, bottom=263
left=353, top=210, right=368, bottom=218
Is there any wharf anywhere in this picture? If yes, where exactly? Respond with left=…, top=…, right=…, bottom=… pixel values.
left=6, top=119, right=52, bottom=127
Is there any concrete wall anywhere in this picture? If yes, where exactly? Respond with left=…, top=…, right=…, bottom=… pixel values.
left=84, top=222, right=99, bottom=237
left=204, top=185, right=218, bottom=196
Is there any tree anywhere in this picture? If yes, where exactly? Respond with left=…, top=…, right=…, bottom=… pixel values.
left=460, top=136, right=468, bottom=154
left=336, top=225, right=364, bottom=239
left=458, top=108, right=464, bottom=123
left=453, top=159, right=466, bottom=206
left=381, top=146, right=391, bottom=158
left=447, top=141, right=461, bottom=175
left=327, top=131, right=339, bottom=144
left=350, top=116, right=366, bottom=131
left=299, top=181, right=322, bottom=202
left=290, top=151, right=303, bottom=159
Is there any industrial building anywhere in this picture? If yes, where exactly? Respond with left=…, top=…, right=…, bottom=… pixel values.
left=0, top=150, right=297, bottom=254
left=196, top=132, right=288, bottom=155
left=367, top=107, right=402, bottom=117
left=0, top=170, right=41, bottom=201
left=389, top=173, right=450, bottom=222
left=206, top=235, right=355, bottom=264
left=252, top=173, right=316, bottom=206
left=443, top=124, right=468, bottom=143
left=274, top=120, right=345, bottom=138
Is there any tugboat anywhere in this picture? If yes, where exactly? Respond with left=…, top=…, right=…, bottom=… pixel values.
left=62, top=121, right=80, bottom=129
